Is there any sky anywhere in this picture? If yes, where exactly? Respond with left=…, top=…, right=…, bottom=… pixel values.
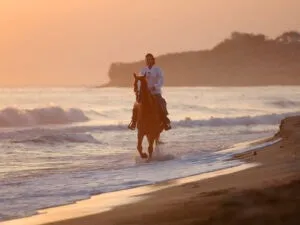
left=0, top=0, right=299, bottom=87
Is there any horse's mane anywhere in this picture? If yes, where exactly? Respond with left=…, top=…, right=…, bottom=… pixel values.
left=133, top=78, right=138, bottom=94
left=140, top=79, right=155, bottom=110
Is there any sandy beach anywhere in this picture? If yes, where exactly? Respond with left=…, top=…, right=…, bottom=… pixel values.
left=3, top=116, right=300, bottom=225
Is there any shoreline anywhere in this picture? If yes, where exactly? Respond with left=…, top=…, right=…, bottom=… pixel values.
left=1, top=139, right=280, bottom=224
left=1, top=164, right=258, bottom=225
left=2, top=116, right=300, bottom=225
left=1, top=138, right=277, bottom=223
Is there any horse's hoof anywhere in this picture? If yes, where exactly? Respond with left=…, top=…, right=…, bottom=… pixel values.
left=146, top=158, right=152, bottom=163
left=147, top=154, right=152, bottom=162
left=157, top=141, right=165, bottom=145
left=141, top=153, right=148, bottom=159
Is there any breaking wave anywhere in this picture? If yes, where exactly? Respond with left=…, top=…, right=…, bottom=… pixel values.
left=0, top=111, right=298, bottom=142
left=176, top=111, right=300, bottom=127
left=13, top=133, right=101, bottom=144
left=0, top=106, right=89, bottom=127
left=269, top=100, right=300, bottom=108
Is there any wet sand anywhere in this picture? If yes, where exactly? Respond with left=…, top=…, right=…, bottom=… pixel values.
left=3, top=116, right=300, bottom=225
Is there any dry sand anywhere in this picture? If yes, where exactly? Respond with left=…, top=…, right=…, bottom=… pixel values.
left=3, top=116, right=300, bottom=225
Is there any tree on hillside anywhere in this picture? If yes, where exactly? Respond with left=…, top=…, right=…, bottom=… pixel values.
left=213, top=32, right=267, bottom=51
left=231, top=32, right=267, bottom=43
left=276, top=31, right=300, bottom=44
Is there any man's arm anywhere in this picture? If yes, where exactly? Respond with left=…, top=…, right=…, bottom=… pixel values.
left=140, top=68, right=146, bottom=76
left=154, top=68, right=164, bottom=90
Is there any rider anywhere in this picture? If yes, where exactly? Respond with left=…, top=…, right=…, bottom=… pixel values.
left=128, top=53, right=171, bottom=131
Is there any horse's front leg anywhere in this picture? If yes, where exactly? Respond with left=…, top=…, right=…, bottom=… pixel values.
left=137, top=130, right=148, bottom=159
left=147, top=135, right=155, bottom=160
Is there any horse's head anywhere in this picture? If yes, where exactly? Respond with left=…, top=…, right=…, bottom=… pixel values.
left=133, top=73, right=155, bottom=111
left=134, top=73, right=147, bottom=88
left=133, top=73, right=149, bottom=96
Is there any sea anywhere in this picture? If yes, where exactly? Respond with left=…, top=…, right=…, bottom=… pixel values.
left=1, top=86, right=300, bottom=221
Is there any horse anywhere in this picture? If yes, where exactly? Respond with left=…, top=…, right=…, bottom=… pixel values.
left=133, top=74, right=164, bottom=160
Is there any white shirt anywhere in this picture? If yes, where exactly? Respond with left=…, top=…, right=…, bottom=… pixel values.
left=138, top=66, right=164, bottom=94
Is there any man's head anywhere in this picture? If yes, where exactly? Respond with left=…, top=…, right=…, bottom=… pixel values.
left=145, top=53, right=155, bottom=68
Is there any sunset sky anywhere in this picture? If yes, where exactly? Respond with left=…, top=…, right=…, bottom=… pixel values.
left=0, top=0, right=299, bottom=87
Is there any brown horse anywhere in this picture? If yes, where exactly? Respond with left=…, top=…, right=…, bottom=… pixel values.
left=133, top=74, right=164, bottom=160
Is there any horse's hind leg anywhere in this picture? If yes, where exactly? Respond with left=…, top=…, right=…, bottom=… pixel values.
left=137, top=131, right=147, bottom=159
left=155, top=133, right=163, bottom=145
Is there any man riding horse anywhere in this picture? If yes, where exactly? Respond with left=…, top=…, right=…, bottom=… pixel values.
left=128, top=53, right=172, bottom=131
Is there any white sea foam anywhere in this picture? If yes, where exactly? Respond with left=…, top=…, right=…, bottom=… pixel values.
left=0, top=106, right=89, bottom=127
left=13, top=133, right=101, bottom=144
left=0, top=111, right=297, bottom=142
left=175, top=111, right=300, bottom=127
left=269, top=100, right=300, bottom=108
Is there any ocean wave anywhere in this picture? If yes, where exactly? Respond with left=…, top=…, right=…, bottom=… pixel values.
left=176, top=111, right=300, bottom=127
left=0, top=111, right=298, bottom=142
left=0, top=106, right=89, bottom=127
left=13, top=133, right=101, bottom=144
left=269, top=100, right=300, bottom=108
left=84, top=110, right=108, bottom=117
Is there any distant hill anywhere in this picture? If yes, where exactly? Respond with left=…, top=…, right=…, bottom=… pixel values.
left=102, top=31, right=300, bottom=87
